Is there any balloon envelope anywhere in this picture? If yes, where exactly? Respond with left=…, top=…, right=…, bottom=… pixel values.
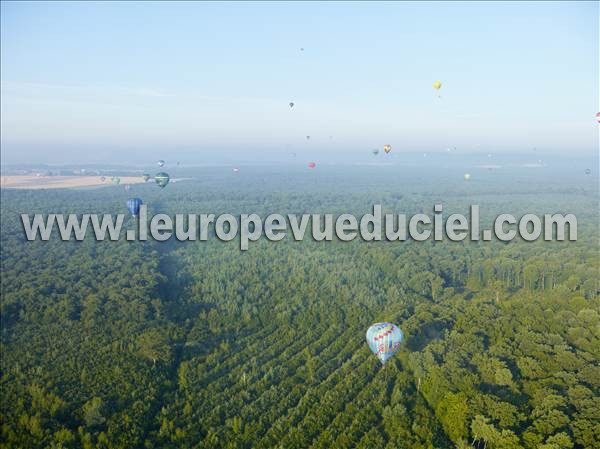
left=308, top=162, right=316, bottom=169
left=383, top=144, right=392, bottom=154
left=585, top=168, right=591, bottom=175
left=126, top=198, right=142, bottom=217
left=596, top=112, right=600, bottom=123
left=155, top=172, right=170, bottom=188
left=433, top=80, right=442, bottom=90
left=289, top=102, right=294, bottom=108
left=464, top=173, right=471, bottom=180
left=157, top=160, right=165, bottom=167
left=366, top=322, right=403, bottom=364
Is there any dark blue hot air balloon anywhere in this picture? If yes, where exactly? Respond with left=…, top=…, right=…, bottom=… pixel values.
left=126, top=198, right=143, bottom=217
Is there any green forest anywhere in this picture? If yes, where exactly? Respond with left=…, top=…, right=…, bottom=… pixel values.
left=1, top=165, right=598, bottom=449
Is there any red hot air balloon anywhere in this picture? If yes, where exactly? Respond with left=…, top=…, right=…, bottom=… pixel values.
left=596, top=112, right=600, bottom=123
left=308, top=162, right=316, bottom=169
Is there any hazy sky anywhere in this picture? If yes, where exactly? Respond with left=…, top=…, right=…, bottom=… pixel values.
left=1, top=1, right=598, bottom=164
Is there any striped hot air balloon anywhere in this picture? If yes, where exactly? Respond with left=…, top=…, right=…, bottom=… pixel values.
left=366, top=322, right=404, bottom=365
left=155, top=172, right=170, bottom=188
left=126, top=198, right=143, bottom=217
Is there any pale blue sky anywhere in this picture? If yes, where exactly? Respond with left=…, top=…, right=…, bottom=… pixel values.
left=1, top=1, right=598, bottom=164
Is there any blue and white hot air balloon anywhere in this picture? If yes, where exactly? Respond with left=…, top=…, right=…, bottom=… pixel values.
left=366, top=322, right=404, bottom=365
left=126, top=198, right=143, bottom=217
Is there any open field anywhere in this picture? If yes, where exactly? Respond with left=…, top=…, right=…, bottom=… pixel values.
left=0, top=175, right=148, bottom=189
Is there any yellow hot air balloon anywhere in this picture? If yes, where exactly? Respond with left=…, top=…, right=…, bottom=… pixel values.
left=433, top=80, right=442, bottom=90
left=383, top=144, right=392, bottom=154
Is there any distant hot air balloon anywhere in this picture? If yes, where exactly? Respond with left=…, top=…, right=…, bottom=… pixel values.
left=372, top=149, right=379, bottom=156
left=596, top=112, right=600, bottom=123
left=366, top=322, right=403, bottom=365
left=306, top=135, right=311, bottom=140
left=308, top=162, right=316, bottom=169
left=433, top=80, right=442, bottom=98
left=233, top=167, right=240, bottom=173
left=383, top=144, right=392, bottom=154
left=100, top=176, right=106, bottom=182
left=464, top=173, right=471, bottom=181
left=289, top=102, right=295, bottom=108
left=126, top=198, right=143, bottom=217
left=300, top=47, right=304, bottom=52
left=142, top=174, right=151, bottom=182
left=157, top=160, right=165, bottom=167
left=585, top=168, right=591, bottom=175
left=155, top=172, right=170, bottom=188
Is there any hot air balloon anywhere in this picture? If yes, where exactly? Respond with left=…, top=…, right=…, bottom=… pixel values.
left=433, top=80, right=442, bottom=98
left=157, top=160, right=165, bottom=167
left=126, top=198, right=143, bottom=217
left=142, top=174, right=151, bottom=182
left=383, top=144, right=392, bottom=154
left=233, top=167, right=240, bottom=173
left=306, top=135, right=311, bottom=140
left=155, top=172, right=170, bottom=188
left=366, top=322, right=403, bottom=365
left=308, top=162, right=316, bottom=169
left=585, top=168, right=591, bottom=175
left=596, top=112, right=600, bottom=123
left=464, top=173, right=471, bottom=181
left=100, top=176, right=106, bottom=182
left=289, top=102, right=295, bottom=108
left=300, top=47, right=304, bottom=52
left=372, top=149, right=379, bottom=156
